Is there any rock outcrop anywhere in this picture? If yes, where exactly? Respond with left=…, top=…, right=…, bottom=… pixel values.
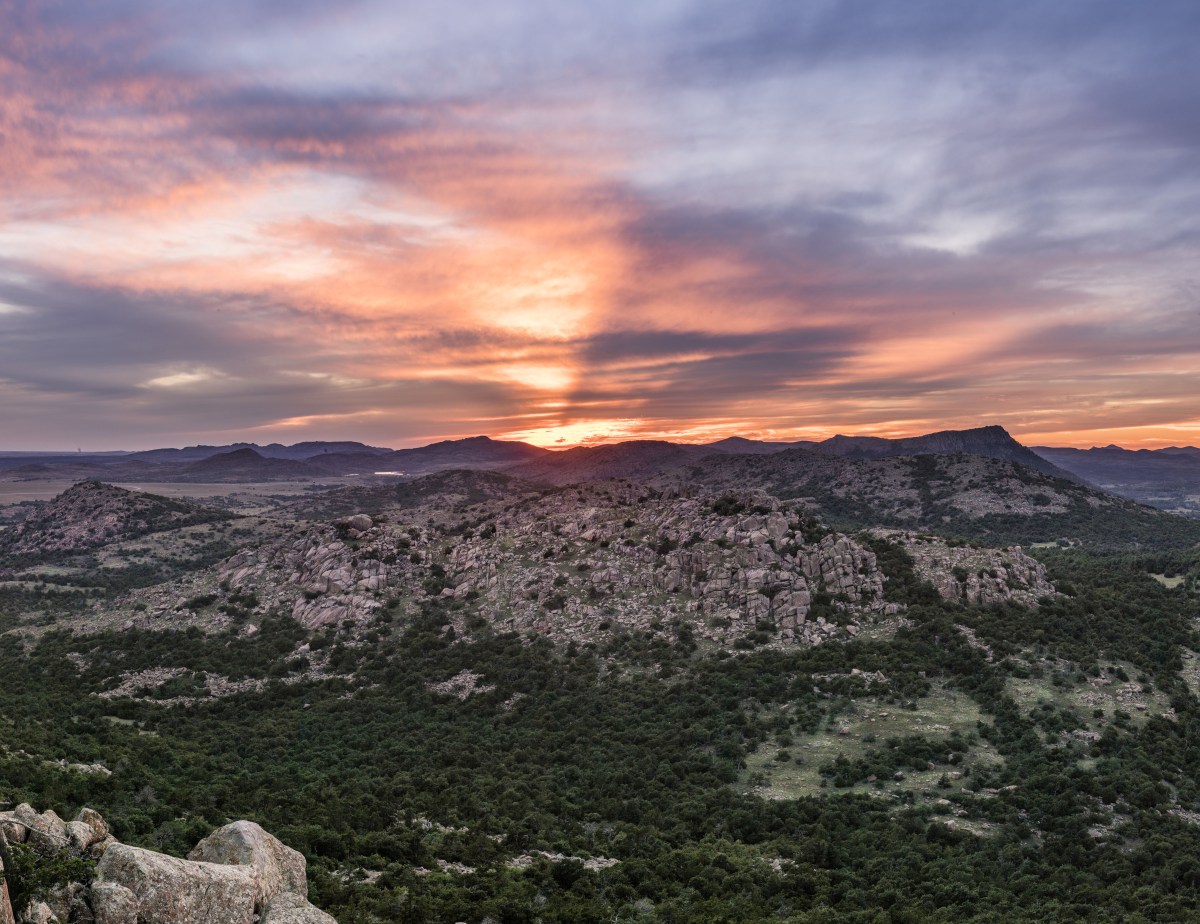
left=259, top=892, right=338, bottom=924
left=115, top=482, right=902, bottom=651
left=873, top=530, right=1056, bottom=607
left=1, top=870, right=15, bottom=924
left=0, top=807, right=335, bottom=924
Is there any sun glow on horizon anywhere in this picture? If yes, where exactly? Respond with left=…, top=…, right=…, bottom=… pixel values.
left=2, top=2, right=1199, bottom=451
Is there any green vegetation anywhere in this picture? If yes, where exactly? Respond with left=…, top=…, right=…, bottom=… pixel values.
left=3, top=472, right=1200, bottom=923
left=0, top=539, right=1199, bottom=922
left=2, top=843, right=94, bottom=913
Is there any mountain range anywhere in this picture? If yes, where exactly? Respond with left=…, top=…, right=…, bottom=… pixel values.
left=1032, top=444, right=1200, bottom=517
left=2, top=424, right=1200, bottom=922
left=1, top=427, right=1197, bottom=518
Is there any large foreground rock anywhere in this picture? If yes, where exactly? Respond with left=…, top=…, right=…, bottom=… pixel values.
left=1, top=877, right=15, bottom=924
left=188, top=820, right=307, bottom=905
left=94, top=843, right=258, bottom=924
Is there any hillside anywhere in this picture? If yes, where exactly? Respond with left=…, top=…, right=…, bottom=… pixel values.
left=172, top=448, right=323, bottom=482
left=505, top=439, right=713, bottom=483
left=2, top=438, right=1200, bottom=923
left=128, top=441, right=390, bottom=464
left=703, top=436, right=812, bottom=454
left=2, top=468, right=1199, bottom=922
left=660, top=447, right=1200, bottom=550
left=0, top=481, right=230, bottom=559
left=277, top=469, right=539, bottom=519
left=815, top=425, right=1084, bottom=483
left=378, top=436, right=549, bottom=473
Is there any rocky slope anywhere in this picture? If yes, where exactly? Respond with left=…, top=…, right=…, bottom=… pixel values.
left=871, top=529, right=1056, bottom=607
left=0, top=482, right=229, bottom=558
left=0, top=806, right=334, bottom=923
left=95, top=478, right=1059, bottom=660
left=104, top=483, right=897, bottom=649
left=656, top=448, right=1200, bottom=549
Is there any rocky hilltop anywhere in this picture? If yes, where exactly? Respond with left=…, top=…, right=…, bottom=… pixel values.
left=0, top=806, right=334, bottom=923
left=871, top=529, right=1055, bottom=607
left=0, top=482, right=229, bottom=558
left=378, top=435, right=550, bottom=473
left=98, top=479, right=1058, bottom=659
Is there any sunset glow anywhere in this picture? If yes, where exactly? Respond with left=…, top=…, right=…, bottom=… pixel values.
left=2, top=2, right=1198, bottom=450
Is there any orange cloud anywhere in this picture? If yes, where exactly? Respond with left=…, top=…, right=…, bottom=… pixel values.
left=3, top=5, right=1200, bottom=450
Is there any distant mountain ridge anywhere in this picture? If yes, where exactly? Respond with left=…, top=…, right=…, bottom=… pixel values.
left=129, top=440, right=391, bottom=463
left=503, top=426, right=1084, bottom=487
left=0, top=427, right=1165, bottom=500
left=378, top=435, right=550, bottom=473
left=811, top=425, right=1085, bottom=484
left=1033, top=443, right=1200, bottom=517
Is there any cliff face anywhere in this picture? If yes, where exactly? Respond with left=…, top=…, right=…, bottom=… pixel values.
left=0, top=806, right=335, bottom=924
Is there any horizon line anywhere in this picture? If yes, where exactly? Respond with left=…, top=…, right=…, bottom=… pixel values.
left=3, top=425, right=1198, bottom=456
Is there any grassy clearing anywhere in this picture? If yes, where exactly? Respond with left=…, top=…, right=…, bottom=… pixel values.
left=740, top=682, right=999, bottom=802
left=1149, top=573, right=1186, bottom=589
left=1006, top=658, right=1173, bottom=733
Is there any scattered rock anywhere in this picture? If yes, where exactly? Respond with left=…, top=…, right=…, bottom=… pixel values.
left=428, top=670, right=495, bottom=701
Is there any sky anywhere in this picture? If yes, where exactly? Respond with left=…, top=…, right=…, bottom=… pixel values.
left=2, top=0, right=1199, bottom=451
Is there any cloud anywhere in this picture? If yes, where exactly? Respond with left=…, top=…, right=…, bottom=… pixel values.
left=1, top=0, right=1198, bottom=449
